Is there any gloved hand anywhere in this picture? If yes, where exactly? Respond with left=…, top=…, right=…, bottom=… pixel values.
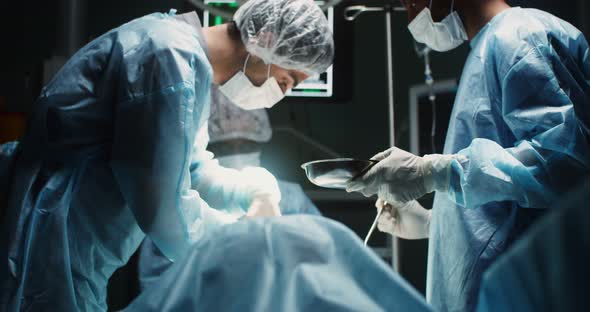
left=346, top=147, right=461, bottom=203
left=376, top=199, right=431, bottom=239
left=240, top=167, right=281, bottom=199
left=246, top=194, right=282, bottom=217
left=241, top=167, right=282, bottom=217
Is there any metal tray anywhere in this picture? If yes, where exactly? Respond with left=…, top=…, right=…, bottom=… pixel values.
left=301, top=158, right=378, bottom=190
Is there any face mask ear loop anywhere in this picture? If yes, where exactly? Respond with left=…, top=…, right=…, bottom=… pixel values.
left=429, top=0, right=433, bottom=9
left=450, top=0, right=455, bottom=13
left=266, top=64, right=272, bottom=80
left=243, top=54, right=251, bottom=73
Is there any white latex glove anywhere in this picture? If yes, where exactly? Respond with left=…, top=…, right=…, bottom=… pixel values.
left=246, top=194, right=282, bottom=217
left=241, top=167, right=282, bottom=204
left=346, top=146, right=461, bottom=203
left=376, top=199, right=431, bottom=239
left=238, top=167, right=282, bottom=218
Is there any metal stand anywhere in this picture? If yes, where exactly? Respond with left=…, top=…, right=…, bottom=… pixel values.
left=344, top=3, right=405, bottom=271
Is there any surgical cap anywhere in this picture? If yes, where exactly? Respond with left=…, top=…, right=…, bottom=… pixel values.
left=208, top=85, right=272, bottom=143
left=234, top=0, right=334, bottom=75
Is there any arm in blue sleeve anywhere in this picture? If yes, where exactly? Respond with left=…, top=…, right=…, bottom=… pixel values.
left=188, top=125, right=281, bottom=213
left=188, top=125, right=251, bottom=213
left=446, top=46, right=590, bottom=209
left=110, top=48, right=236, bottom=261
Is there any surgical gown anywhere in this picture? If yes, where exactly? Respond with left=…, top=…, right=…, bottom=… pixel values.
left=0, top=11, right=256, bottom=311
left=0, top=142, right=18, bottom=208
left=427, top=8, right=590, bottom=312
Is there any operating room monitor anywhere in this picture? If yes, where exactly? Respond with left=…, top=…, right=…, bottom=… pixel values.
left=203, top=0, right=334, bottom=97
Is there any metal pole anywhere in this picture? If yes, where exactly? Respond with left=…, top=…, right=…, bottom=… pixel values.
left=59, top=0, right=86, bottom=57
left=385, top=9, right=395, bottom=148
left=343, top=3, right=405, bottom=272
left=384, top=6, right=399, bottom=272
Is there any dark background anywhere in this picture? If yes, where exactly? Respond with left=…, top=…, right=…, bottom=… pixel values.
left=1, top=0, right=588, bottom=310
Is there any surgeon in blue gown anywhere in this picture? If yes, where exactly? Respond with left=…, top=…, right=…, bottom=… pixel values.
left=0, top=0, right=334, bottom=310
left=347, top=0, right=590, bottom=311
left=137, top=84, right=321, bottom=291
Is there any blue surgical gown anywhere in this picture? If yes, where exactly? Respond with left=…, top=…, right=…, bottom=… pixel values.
left=0, top=11, right=254, bottom=311
left=427, top=8, right=590, bottom=312
left=0, top=142, right=18, bottom=204
left=476, top=179, right=590, bottom=312
left=137, top=179, right=321, bottom=291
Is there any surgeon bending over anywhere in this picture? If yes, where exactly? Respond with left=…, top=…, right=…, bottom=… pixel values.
left=0, top=0, right=334, bottom=310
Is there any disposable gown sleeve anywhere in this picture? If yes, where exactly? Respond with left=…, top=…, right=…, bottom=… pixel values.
left=187, top=125, right=251, bottom=213
left=111, top=47, right=236, bottom=261
left=446, top=44, right=590, bottom=209
left=188, top=125, right=281, bottom=213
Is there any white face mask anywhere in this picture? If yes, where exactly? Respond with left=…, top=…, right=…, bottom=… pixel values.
left=408, top=0, right=468, bottom=52
left=219, top=54, right=285, bottom=110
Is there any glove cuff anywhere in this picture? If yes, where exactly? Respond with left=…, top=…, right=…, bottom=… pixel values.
left=422, top=154, right=461, bottom=193
left=424, top=208, right=432, bottom=238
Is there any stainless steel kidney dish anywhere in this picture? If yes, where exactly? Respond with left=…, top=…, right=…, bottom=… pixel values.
left=301, top=158, right=378, bottom=190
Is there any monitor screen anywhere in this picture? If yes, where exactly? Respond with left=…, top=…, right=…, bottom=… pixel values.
left=203, top=0, right=334, bottom=98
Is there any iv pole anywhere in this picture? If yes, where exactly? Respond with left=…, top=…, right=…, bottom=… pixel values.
left=344, top=3, right=405, bottom=272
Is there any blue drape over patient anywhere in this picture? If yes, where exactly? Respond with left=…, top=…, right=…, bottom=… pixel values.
left=127, top=216, right=433, bottom=312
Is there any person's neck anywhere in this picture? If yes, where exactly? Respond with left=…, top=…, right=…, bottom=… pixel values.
left=460, top=1, right=511, bottom=39
left=202, top=24, right=248, bottom=84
